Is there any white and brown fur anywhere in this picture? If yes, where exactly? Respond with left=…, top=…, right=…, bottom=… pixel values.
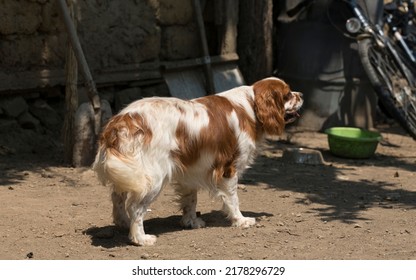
left=93, top=77, right=303, bottom=246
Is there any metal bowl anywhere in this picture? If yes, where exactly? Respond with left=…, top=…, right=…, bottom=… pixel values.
left=282, top=148, right=325, bottom=165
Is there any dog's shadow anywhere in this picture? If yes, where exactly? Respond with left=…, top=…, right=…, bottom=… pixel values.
left=84, top=211, right=272, bottom=248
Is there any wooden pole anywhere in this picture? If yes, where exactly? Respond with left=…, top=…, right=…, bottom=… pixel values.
left=62, top=0, right=78, bottom=164
left=192, top=0, right=216, bottom=94
left=237, top=0, right=273, bottom=84
left=57, top=0, right=101, bottom=135
left=217, top=0, right=239, bottom=55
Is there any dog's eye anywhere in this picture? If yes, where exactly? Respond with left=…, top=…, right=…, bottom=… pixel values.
left=284, top=91, right=293, bottom=101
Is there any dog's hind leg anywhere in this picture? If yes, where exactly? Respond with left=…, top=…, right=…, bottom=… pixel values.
left=126, top=193, right=157, bottom=246
left=176, top=185, right=206, bottom=229
left=218, top=175, right=256, bottom=228
left=112, top=191, right=129, bottom=229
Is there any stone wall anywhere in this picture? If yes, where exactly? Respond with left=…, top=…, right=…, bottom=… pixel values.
left=0, top=0, right=205, bottom=161
left=0, top=0, right=65, bottom=72
left=0, top=0, right=200, bottom=92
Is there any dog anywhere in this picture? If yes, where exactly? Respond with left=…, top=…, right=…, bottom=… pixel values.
left=93, top=77, right=303, bottom=246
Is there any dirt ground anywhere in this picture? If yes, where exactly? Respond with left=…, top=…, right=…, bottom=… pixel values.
left=1, top=123, right=415, bottom=260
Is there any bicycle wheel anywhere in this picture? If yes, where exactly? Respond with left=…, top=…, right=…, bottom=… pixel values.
left=357, top=36, right=416, bottom=139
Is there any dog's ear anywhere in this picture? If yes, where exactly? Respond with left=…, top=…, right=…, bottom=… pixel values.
left=253, top=79, right=286, bottom=135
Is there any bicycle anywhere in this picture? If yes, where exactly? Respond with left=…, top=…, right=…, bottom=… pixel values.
left=284, top=0, right=416, bottom=139
left=342, top=0, right=416, bottom=139
left=384, top=0, right=416, bottom=65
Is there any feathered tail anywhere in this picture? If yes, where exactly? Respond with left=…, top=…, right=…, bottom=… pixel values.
left=92, top=113, right=153, bottom=198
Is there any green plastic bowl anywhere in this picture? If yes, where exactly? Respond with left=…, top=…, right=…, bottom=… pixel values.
left=325, top=127, right=381, bottom=159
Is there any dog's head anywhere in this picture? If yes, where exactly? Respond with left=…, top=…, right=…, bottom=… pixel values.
left=253, top=77, right=303, bottom=135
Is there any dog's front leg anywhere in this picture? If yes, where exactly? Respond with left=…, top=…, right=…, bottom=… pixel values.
left=218, top=175, right=256, bottom=228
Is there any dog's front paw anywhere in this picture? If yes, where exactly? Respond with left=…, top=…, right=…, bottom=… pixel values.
left=232, top=217, right=256, bottom=228
left=130, top=234, right=157, bottom=246
left=181, top=217, right=206, bottom=229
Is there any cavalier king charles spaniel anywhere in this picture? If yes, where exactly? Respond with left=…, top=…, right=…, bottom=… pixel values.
left=93, top=77, right=303, bottom=245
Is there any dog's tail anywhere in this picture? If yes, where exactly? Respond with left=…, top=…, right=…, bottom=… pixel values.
left=93, top=146, right=151, bottom=195
left=92, top=114, right=152, bottom=198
